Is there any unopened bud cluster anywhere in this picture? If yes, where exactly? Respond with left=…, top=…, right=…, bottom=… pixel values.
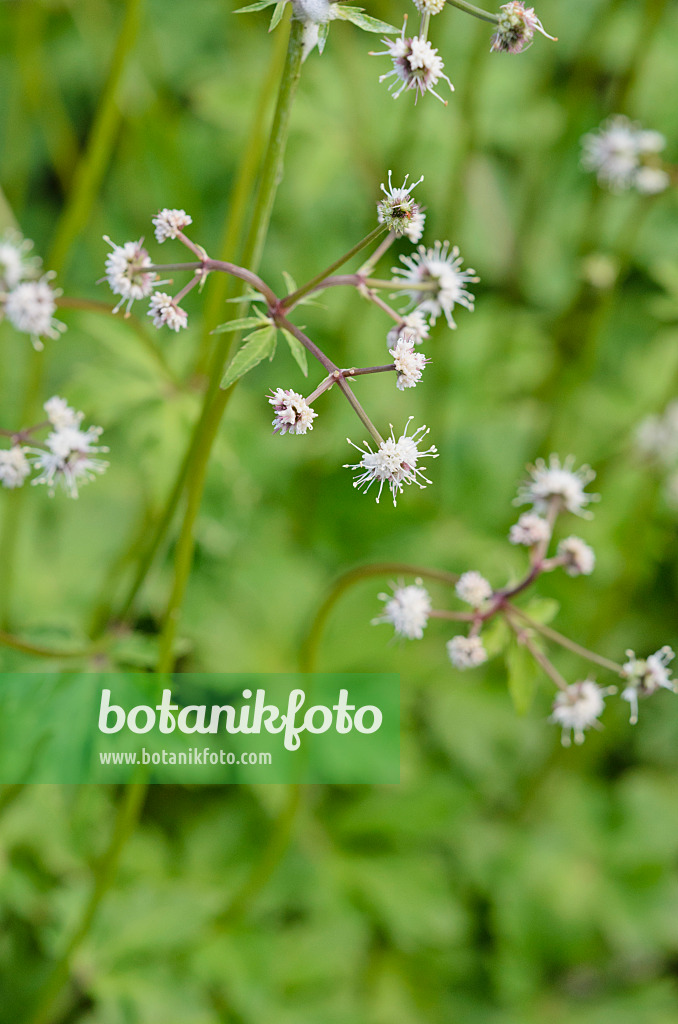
left=372, top=454, right=675, bottom=745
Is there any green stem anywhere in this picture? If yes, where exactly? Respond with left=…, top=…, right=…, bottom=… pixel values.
left=445, top=0, right=498, bottom=25
left=0, top=628, right=99, bottom=660
left=28, top=781, right=148, bottom=1024
left=504, top=609, right=570, bottom=692
left=336, top=376, right=384, bottom=445
left=300, top=562, right=460, bottom=672
left=155, top=19, right=306, bottom=672
left=280, top=225, right=386, bottom=310
left=508, top=604, right=623, bottom=674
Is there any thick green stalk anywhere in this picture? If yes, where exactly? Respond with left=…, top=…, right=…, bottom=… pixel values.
left=156, top=18, right=306, bottom=671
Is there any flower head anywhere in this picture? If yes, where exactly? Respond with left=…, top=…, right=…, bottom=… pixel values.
left=103, top=237, right=155, bottom=313
left=0, top=446, right=31, bottom=489
left=447, top=634, right=488, bottom=670
left=634, top=166, right=670, bottom=195
left=377, top=172, right=426, bottom=242
left=393, top=241, right=479, bottom=328
left=148, top=291, right=188, bottom=332
left=558, top=536, right=595, bottom=576
left=29, top=419, right=108, bottom=499
left=412, top=0, right=446, bottom=13
left=44, top=396, right=83, bottom=431
left=509, top=511, right=551, bottom=547
left=152, top=208, right=193, bottom=243
left=268, top=389, right=317, bottom=435
left=389, top=338, right=427, bottom=390
left=373, top=22, right=453, bottom=104
left=581, top=116, right=668, bottom=194
left=4, top=278, right=65, bottom=350
left=387, top=312, right=430, bottom=348
left=515, top=455, right=598, bottom=518
left=345, top=418, right=438, bottom=505
left=550, top=680, right=613, bottom=746
left=0, top=233, right=40, bottom=291
left=455, top=571, right=493, bottom=608
left=621, top=646, right=676, bottom=724
left=491, top=2, right=556, bottom=54
left=373, top=583, right=432, bottom=639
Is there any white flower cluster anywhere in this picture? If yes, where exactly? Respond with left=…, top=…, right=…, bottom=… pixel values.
left=373, top=22, right=453, bottom=104
left=393, top=241, right=479, bottom=330
left=268, top=389, right=317, bottom=435
left=515, top=454, right=598, bottom=517
left=0, top=397, right=108, bottom=499
left=491, top=2, right=556, bottom=54
left=550, top=680, right=613, bottom=747
left=635, top=400, right=678, bottom=508
left=377, top=172, right=426, bottom=243
left=345, top=419, right=438, bottom=505
left=0, top=233, right=65, bottom=350
left=103, top=209, right=195, bottom=330
left=581, top=116, right=670, bottom=194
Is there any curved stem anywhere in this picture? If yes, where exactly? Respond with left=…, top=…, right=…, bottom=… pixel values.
left=504, top=609, right=569, bottom=692
left=300, top=562, right=460, bottom=672
left=0, top=628, right=100, bottom=660
left=507, top=603, right=624, bottom=674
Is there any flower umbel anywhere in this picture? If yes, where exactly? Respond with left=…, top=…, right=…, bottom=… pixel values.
left=377, top=171, right=426, bottom=242
left=103, top=237, right=155, bottom=313
left=550, top=680, right=613, bottom=747
left=516, top=455, right=598, bottom=517
left=447, top=634, right=488, bottom=670
left=394, top=241, right=479, bottom=328
left=491, top=2, right=556, bottom=54
left=373, top=583, right=432, bottom=639
left=152, top=208, right=193, bottom=243
left=621, top=647, right=676, bottom=724
left=345, top=418, right=438, bottom=505
left=269, top=389, right=317, bottom=435
left=373, top=23, right=453, bottom=104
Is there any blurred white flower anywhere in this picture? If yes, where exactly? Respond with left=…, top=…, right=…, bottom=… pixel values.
left=491, top=2, right=555, bottom=54
left=0, top=446, right=31, bottom=489
left=152, top=208, right=193, bottom=243
left=44, top=396, right=83, bottom=431
left=447, top=634, right=488, bottom=669
left=557, top=536, right=596, bottom=576
left=268, top=389, right=317, bottom=435
left=30, top=421, right=108, bottom=499
left=581, top=116, right=669, bottom=193
left=509, top=511, right=551, bottom=546
left=0, top=233, right=40, bottom=291
left=345, top=418, right=437, bottom=505
left=103, top=237, right=155, bottom=313
left=373, top=583, right=432, bottom=639
left=393, top=241, right=478, bottom=328
left=621, top=646, right=676, bottom=724
left=387, top=312, right=430, bottom=348
left=4, top=279, right=65, bottom=350
left=516, top=454, right=598, bottom=517
left=374, top=23, right=453, bottom=104
left=455, top=571, right=493, bottom=608
left=550, top=680, right=612, bottom=746
left=634, top=166, right=670, bottom=195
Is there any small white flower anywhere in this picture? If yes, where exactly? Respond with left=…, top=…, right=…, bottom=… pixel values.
left=373, top=583, right=432, bottom=639
left=633, top=166, right=670, bottom=195
left=148, top=291, right=188, bottom=332
left=29, top=421, right=108, bottom=499
left=373, top=22, right=454, bottom=104
left=0, top=446, right=31, bottom=489
left=44, top=396, right=83, bottom=431
left=151, top=208, right=193, bottom=243
left=635, top=401, right=678, bottom=466
left=490, top=1, right=556, bottom=54
left=412, top=0, right=446, bottom=13
left=455, top=571, right=493, bottom=608
left=103, top=237, right=155, bottom=313
left=558, top=536, right=595, bottom=576
left=377, top=171, right=426, bottom=242
left=516, top=454, right=598, bottom=518
left=0, top=233, right=40, bottom=290
left=268, top=389, right=317, bottom=435
left=345, top=417, right=438, bottom=505
left=4, top=279, right=65, bottom=350
left=550, top=680, right=613, bottom=747
left=509, top=512, right=551, bottom=547
left=389, top=338, right=427, bottom=390
left=447, top=634, right=488, bottom=670
left=393, top=241, right=479, bottom=328
left=387, top=311, right=430, bottom=348
left=636, top=130, right=666, bottom=155
left=621, top=646, right=676, bottom=724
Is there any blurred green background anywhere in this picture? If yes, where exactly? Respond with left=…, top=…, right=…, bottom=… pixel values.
left=1, top=0, right=678, bottom=1020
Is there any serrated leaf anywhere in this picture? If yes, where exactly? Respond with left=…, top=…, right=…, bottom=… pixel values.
left=506, top=639, right=539, bottom=716
left=269, top=0, right=288, bottom=30
left=281, top=328, right=308, bottom=377
left=211, top=315, right=265, bottom=336
left=221, top=325, right=277, bottom=389
left=520, top=597, right=560, bottom=626
left=333, top=6, right=399, bottom=33
left=236, top=0, right=279, bottom=13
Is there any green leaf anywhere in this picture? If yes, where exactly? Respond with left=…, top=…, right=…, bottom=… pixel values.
left=281, top=327, right=309, bottom=377
left=269, top=0, right=288, bottom=30
left=481, top=615, right=510, bottom=659
left=333, top=6, right=399, bottom=33
left=521, top=597, right=560, bottom=626
left=506, top=639, right=539, bottom=716
left=281, top=270, right=298, bottom=294
left=221, top=325, right=277, bottom=389
left=211, top=315, right=265, bottom=336
left=236, top=0, right=280, bottom=13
